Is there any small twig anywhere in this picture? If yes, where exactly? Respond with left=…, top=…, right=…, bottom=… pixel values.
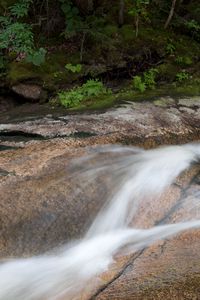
left=80, top=32, right=86, bottom=62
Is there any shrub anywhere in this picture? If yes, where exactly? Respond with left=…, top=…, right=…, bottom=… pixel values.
left=175, top=71, right=189, bottom=82
left=0, top=0, right=46, bottom=65
left=65, top=63, right=82, bottom=73
left=132, top=75, right=146, bottom=92
left=143, top=68, right=158, bottom=89
left=132, top=68, right=158, bottom=92
left=175, top=56, right=193, bottom=67
left=165, top=39, right=176, bottom=55
left=58, top=79, right=112, bottom=108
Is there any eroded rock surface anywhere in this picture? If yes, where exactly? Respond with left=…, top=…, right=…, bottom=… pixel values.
left=0, top=96, right=200, bottom=299
left=0, top=96, right=200, bottom=148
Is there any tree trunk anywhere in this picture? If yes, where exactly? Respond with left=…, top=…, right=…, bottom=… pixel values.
left=135, top=15, right=139, bottom=37
left=118, top=0, right=125, bottom=26
left=164, top=0, right=177, bottom=29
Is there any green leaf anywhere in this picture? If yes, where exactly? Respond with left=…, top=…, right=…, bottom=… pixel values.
left=65, top=63, right=82, bottom=73
left=26, top=48, right=46, bottom=66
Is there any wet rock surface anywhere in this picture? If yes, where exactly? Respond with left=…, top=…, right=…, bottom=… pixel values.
left=0, top=96, right=200, bottom=149
left=89, top=167, right=200, bottom=300
left=0, top=95, right=200, bottom=298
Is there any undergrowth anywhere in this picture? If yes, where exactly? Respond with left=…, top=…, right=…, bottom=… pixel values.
left=132, top=68, right=159, bottom=92
left=58, top=79, right=112, bottom=108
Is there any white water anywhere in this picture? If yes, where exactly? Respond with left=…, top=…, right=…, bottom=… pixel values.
left=0, top=143, right=200, bottom=300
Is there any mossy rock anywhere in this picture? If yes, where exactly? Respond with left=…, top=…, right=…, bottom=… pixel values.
left=7, top=61, right=40, bottom=84
left=7, top=51, right=87, bottom=90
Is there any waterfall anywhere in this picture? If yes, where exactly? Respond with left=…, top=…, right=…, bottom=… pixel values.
left=0, top=143, right=200, bottom=300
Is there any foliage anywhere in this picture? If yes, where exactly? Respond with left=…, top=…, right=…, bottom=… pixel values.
left=59, top=0, right=82, bottom=38
left=128, top=0, right=150, bottom=17
left=128, top=0, right=150, bottom=37
left=175, top=56, right=193, bottom=67
left=0, top=0, right=46, bottom=65
left=0, top=19, right=34, bottom=53
left=165, top=39, right=176, bottom=55
left=9, top=0, right=32, bottom=17
left=175, top=71, right=189, bottom=82
left=26, top=48, right=46, bottom=66
left=81, top=79, right=110, bottom=97
left=59, top=88, right=84, bottom=108
left=132, top=68, right=158, bottom=92
left=132, top=75, right=146, bottom=92
left=185, top=19, right=200, bottom=32
left=59, top=1, right=110, bottom=60
left=143, top=68, right=159, bottom=89
left=58, top=79, right=112, bottom=108
left=185, top=19, right=200, bottom=40
left=65, top=63, right=82, bottom=73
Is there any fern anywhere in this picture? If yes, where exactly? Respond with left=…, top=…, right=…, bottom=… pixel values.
left=132, top=76, right=146, bottom=92
left=9, top=0, right=33, bottom=18
left=0, top=0, right=46, bottom=66
left=58, top=79, right=112, bottom=108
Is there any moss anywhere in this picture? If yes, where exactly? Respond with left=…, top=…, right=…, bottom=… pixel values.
left=7, top=61, right=40, bottom=84
left=153, top=97, right=175, bottom=107
left=114, top=79, right=200, bottom=104
left=174, top=82, right=200, bottom=96
left=56, top=93, right=117, bottom=111
left=80, top=93, right=116, bottom=110
left=50, top=93, right=117, bottom=111
left=7, top=51, right=86, bottom=90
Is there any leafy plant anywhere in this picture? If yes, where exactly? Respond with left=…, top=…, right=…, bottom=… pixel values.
left=81, top=79, right=108, bottom=97
left=184, top=19, right=200, bottom=40
left=0, top=20, right=34, bottom=53
left=59, top=0, right=82, bottom=38
left=58, top=79, right=112, bottom=108
left=132, top=68, right=158, bottom=92
left=128, top=0, right=150, bottom=37
left=9, top=0, right=32, bottom=18
left=175, top=71, right=189, bottom=82
left=26, top=48, right=46, bottom=66
left=59, top=88, right=84, bottom=108
left=185, top=20, right=200, bottom=32
left=175, top=56, right=192, bottom=67
left=65, top=63, right=82, bottom=73
left=59, top=0, right=113, bottom=60
left=0, top=0, right=46, bottom=65
left=165, top=39, right=176, bottom=55
left=132, top=75, right=146, bottom=92
left=143, top=68, right=158, bottom=89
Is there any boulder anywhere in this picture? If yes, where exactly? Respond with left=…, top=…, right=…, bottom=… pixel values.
left=11, top=83, right=45, bottom=102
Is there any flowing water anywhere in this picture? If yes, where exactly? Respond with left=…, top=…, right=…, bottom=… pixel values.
left=0, top=143, right=200, bottom=300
